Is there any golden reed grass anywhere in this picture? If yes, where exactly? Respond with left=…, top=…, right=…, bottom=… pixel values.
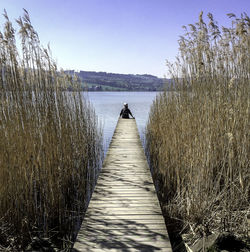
left=146, top=12, right=249, bottom=242
left=0, top=10, right=103, bottom=250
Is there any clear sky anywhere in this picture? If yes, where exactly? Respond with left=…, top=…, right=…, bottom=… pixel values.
left=1, top=0, right=249, bottom=77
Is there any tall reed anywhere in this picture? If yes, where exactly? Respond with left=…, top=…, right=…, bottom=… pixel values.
left=0, top=10, right=103, bottom=250
left=146, top=12, right=249, bottom=242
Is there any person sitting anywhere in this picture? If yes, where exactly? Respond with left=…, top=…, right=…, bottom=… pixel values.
left=120, top=103, right=135, bottom=119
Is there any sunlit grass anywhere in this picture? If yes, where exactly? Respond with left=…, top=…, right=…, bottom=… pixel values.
left=0, top=10, right=103, bottom=250
left=146, top=12, right=249, bottom=241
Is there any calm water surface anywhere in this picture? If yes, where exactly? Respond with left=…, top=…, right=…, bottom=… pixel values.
left=84, top=92, right=159, bottom=152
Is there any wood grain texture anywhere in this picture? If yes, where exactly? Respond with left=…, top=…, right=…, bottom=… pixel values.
left=73, top=118, right=172, bottom=251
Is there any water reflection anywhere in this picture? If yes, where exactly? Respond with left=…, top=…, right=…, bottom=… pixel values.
left=84, top=92, right=159, bottom=153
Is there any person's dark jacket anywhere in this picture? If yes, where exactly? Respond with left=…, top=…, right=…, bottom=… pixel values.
left=120, top=107, right=133, bottom=118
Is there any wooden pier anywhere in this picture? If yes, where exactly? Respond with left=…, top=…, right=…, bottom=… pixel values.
left=73, top=118, right=172, bottom=251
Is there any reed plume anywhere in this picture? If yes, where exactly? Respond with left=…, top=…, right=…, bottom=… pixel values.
left=146, top=12, right=249, bottom=244
left=0, top=9, right=103, bottom=250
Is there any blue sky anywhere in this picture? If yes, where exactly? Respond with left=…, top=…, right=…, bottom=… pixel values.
left=1, top=0, right=249, bottom=77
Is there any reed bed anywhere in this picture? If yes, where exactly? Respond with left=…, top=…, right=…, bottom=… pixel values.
left=146, top=12, right=249, bottom=246
left=0, top=10, right=103, bottom=250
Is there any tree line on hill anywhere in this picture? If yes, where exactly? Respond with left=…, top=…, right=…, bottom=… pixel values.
left=65, top=70, right=172, bottom=91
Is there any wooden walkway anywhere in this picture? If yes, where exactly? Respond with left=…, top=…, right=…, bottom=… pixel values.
left=73, top=118, right=172, bottom=252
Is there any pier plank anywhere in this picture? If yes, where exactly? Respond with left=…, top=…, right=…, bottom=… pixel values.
left=73, top=119, right=172, bottom=251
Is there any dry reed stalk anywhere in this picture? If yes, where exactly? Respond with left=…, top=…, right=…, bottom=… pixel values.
left=0, top=10, right=103, bottom=250
left=146, top=12, right=249, bottom=243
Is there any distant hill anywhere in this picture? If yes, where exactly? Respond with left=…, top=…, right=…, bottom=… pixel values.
left=65, top=70, right=171, bottom=91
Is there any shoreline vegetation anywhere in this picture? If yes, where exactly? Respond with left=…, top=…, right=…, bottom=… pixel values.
left=0, top=10, right=103, bottom=251
left=64, top=70, right=170, bottom=92
left=0, top=8, right=249, bottom=252
left=146, top=12, right=249, bottom=251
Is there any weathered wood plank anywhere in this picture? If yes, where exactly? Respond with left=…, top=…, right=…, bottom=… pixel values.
left=84, top=215, right=166, bottom=221
left=73, top=248, right=172, bottom=252
left=73, top=118, right=172, bottom=251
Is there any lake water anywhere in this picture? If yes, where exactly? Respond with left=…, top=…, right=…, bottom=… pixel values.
left=84, top=92, right=159, bottom=152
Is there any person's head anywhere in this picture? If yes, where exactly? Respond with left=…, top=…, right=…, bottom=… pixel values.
left=124, top=102, right=128, bottom=108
